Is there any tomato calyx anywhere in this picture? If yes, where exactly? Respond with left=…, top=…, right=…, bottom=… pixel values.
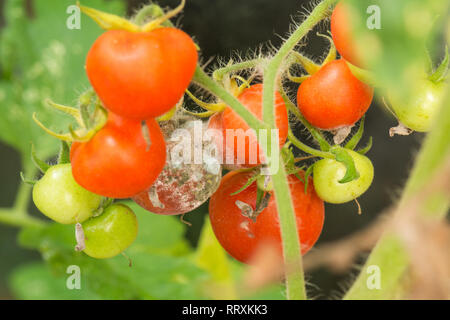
left=287, top=33, right=336, bottom=84
left=428, top=47, right=449, bottom=84
left=185, top=75, right=254, bottom=118
left=78, top=0, right=185, bottom=32
left=33, top=89, right=107, bottom=143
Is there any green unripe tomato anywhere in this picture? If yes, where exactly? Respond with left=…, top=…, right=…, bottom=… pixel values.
left=388, top=79, right=447, bottom=132
left=82, top=203, right=138, bottom=259
left=313, top=150, right=374, bottom=204
left=32, top=163, right=102, bottom=224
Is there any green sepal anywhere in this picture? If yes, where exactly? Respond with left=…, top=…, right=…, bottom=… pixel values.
left=230, top=174, right=258, bottom=196
left=31, top=144, right=50, bottom=174
left=304, top=164, right=314, bottom=193
left=20, top=172, right=37, bottom=185
left=331, top=147, right=360, bottom=184
left=429, top=46, right=449, bottom=83
left=356, top=136, right=373, bottom=155
left=345, top=115, right=365, bottom=150
left=57, top=141, right=71, bottom=164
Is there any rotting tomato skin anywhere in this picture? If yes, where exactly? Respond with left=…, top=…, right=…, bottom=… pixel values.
left=211, top=84, right=289, bottom=168
left=209, top=170, right=325, bottom=264
left=86, top=28, right=198, bottom=120
left=331, top=1, right=361, bottom=67
left=313, top=149, right=374, bottom=204
left=82, top=203, right=138, bottom=259
left=388, top=79, right=447, bottom=132
left=70, top=113, right=166, bottom=199
left=132, top=118, right=222, bottom=215
left=32, top=164, right=102, bottom=224
left=297, top=59, right=373, bottom=130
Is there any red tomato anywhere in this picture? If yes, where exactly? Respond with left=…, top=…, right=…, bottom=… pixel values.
left=70, top=113, right=166, bottom=198
left=208, top=84, right=288, bottom=168
left=331, top=2, right=361, bottom=67
left=86, top=28, right=198, bottom=120
left=209, top=170, right=324, bottom=264
left=297, top=59, right=373, bottom=130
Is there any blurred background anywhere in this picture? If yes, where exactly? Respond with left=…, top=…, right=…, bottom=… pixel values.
left=0, top=0, right=431, bottom=299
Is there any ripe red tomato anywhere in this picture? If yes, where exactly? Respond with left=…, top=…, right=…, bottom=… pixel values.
left=208, top=84, right=288, bottom=168
left=209, top=170, right=324, bottom=264
left=297, top=59, right=373, bottom=130
left=70, top=113, right=166, bottom=198
left=86, top=28, right=198, bottom=120
left=331, top=2, right=361, bottom=67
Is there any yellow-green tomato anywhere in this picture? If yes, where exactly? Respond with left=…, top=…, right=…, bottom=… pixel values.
left=388, top=79, right=447, bottom=132
left=32, top=164, right=102, bottom=224
left=313, top=150, right=374, bottom=204
left=82, top=204, right=138, bottom=259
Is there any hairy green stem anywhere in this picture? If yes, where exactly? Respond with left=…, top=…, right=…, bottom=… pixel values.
left=344, top=91, right=450, bottom=300
left=212, top=59, right=265, bottom=81
left=260, top=0, right=336, bottom=300
left=262, top=0, right=336, bottom=124
left=193, top=66, right=267, bottom=132
left=288, top=130, right=333, bottom=159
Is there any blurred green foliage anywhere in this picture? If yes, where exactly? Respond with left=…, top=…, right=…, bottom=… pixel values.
left=9, top=201, right=284, bottom=299
left=347, top=0, right=449, bottom=100
left=0, top=0, right=123, bottom=165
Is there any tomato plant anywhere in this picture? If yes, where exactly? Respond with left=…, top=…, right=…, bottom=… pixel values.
left=71, top=113, right=166, bottom=198
left=209, top=170, right=324, bottom=263
left=32, top=164, right=102, bottom=224
left=0, top=0, right=448, bottom=303
left=297, top=59, right=374, bottom=130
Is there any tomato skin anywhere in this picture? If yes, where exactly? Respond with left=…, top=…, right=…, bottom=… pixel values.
left=209, top=171, right=324, bottom=264
left=388, top=79, right=447, bottom=132
left=313, top=149, right=374, bottom=204
left=86, top=28, right=198, bottom=119
left=132, top=118, right=222, bottom=215
left=32, top=164, right=102, bottom=224
left=210, top=84, right=288, bottom=168
left=297, top=59, right=373, bottom=130
left=71, top=113, right=166, bottom=198
left=82, top=203, right=138, bottom=259
left=331, top=2, right=360, bottom=67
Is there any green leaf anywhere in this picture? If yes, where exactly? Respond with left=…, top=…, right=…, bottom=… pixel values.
left=0, top=0, right=125, bottom=164
left=194, top=218, right=238, bottom=299
left=346, top=0, right=449, bottom=103
left=16, top=201, right=212, bottom=299
left=330, top=147, right=360, bottom=184
left=9, top=262, right=101, bottom=300
left=57, top=141, right=70, bottom=164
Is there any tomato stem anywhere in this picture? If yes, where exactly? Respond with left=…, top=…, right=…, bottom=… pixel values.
left=212, top=59, right=265, bottom=82
left=261, top=0, right=337, bottom=300
left=288, top=130, right=334, bottom=159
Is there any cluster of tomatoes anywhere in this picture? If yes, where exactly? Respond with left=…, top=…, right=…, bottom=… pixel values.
left=29, top=1, right=447, bottom=264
